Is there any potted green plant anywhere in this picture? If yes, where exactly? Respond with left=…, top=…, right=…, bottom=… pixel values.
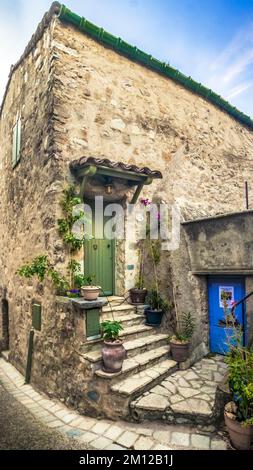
left=169, top=312, right=195, bottom=362
left=145, top=289, right=168, bottom=326
left=80, top=284, right=101, bottom=300
left=75, top=274, right=101, bottom=301
left=224, top=344, right=253, bottom=450
left=129, top=282, right=147, bottom=305
left=101, top=320, right=126, bottom=373
left=66, top=260, right=100, bottom=300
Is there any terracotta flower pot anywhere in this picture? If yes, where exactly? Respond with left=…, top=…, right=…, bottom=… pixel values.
left=129, top=288, right=147, bottom=304
left=224, top=404, right=253, bottom=450
left=80, top=286, right=100, bottom=300
left=170, top=340, right=190, bottom=362
left=102, top=340, right=126, bottom=373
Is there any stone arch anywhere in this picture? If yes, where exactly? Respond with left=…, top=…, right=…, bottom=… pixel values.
left=1, top=299, right=9, bottom=350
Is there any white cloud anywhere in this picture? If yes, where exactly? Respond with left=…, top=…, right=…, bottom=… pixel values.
left=205, top=21, right=253, bottom=109
left=226, top=81, right=253, bottom=100
left=223, top=50, right=253, bottom=84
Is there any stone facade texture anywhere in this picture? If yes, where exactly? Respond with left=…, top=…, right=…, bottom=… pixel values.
left=0, top=11, right=253, bottom=413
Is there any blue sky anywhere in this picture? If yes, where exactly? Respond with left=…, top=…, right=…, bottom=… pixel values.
left=1, top=1, right=253, bottom=116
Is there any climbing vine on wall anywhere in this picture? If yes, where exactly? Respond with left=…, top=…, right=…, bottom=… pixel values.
left=17, top=185, right=92, bottom=295
left=17, top=255, right=69, bottom=293
left=57, top=185, right=86, bottom=253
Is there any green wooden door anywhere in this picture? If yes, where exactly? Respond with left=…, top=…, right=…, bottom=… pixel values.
left=85, top=201, right=114, bottom=296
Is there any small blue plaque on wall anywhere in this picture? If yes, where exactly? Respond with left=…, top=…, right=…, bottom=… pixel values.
left=127, top=264, right=134, bottom=270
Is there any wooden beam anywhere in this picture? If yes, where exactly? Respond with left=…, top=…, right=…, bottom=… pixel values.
left=130, top=177, right=154, bottom=204
left=79, top=165, right=97, bottom=198
left=131, top=183, right=144, bottom=204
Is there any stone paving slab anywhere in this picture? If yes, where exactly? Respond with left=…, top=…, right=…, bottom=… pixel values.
left=111, top=359, right=177, bottom=395
left=0, top=357, right=228, bottom=450
left=100, top=311, right=145, bottom=324
left=132, top=355, right=228, bottom=424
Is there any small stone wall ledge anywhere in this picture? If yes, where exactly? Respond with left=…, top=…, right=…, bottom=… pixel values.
left=192, top=269, right=253, bottom=275
left=56, top=296, right=108, bottom=310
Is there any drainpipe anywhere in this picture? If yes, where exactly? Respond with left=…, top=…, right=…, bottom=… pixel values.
left=25, top=328, right=34, bottom=384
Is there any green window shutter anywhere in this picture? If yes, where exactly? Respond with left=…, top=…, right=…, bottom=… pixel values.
left=12, top=123, right=17, bottom=167
left=16, top=117, right=21, bottom=163
left=86, top=308, right=101, bottom=340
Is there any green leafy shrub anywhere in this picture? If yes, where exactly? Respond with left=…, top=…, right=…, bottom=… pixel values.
left=146, top=289, right=168, bottom=312
left=171, top=311, right=196, bottom=343
left=101, top=320, right=123, bottom=342
left=17, top=255, right=49, bottom=282
left=74, top=274, right=94, bottom=288
left=66, top=260, right=94, bottom=290
left=17, top=255, right=70, bottom=293
left=226, top=345, right=253, bottom=425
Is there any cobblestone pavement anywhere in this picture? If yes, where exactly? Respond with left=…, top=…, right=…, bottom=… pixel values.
left=0, top=383, right=87, bottom=450
left=0, top=358, right=228, bottom=450
left=132, top=355, right=227, bottom=424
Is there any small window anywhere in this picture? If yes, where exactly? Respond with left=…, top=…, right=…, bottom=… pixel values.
left=12, top=116, right=21, bottom=168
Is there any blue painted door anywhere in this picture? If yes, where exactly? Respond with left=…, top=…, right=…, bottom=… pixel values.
left=208, top=276, right=245, bottom=355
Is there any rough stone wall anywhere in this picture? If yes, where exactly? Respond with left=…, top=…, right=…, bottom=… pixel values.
left=183, top=210, right=253, bottom=273
left=31, top=297, right=96, bottom=410
left=0, top=20, right=67, bottom=380
left=52, top=19, right=253, bottom=219
left=0, top=15, right=108, bottom=406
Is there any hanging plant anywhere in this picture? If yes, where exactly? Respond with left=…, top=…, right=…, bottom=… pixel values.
left=17, top=255, right=70, bottom=294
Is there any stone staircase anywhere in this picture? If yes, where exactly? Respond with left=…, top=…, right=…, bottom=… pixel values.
left=130, top=356, right=228, bottom=426
left=82, top=296, right=178, bottom=419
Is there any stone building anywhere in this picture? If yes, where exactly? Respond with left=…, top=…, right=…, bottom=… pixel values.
left=0, top=2, right=253, bottom=420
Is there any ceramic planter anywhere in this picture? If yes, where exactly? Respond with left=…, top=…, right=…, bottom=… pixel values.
left=81, top=286, right=100, bottom=300
left=129, top=288, right=147, bottom=304
left=145, top=308, right=163, bottom=326
left=102, top=340, right=126, bottom=373
left=224, top=403, right=253, bottom=450
left=170, top=340, right=190, bottom=362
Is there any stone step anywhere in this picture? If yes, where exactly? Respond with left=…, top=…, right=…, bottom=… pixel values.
left=95, top=345, right=171, bottom=382
left=100, top=312, right=145, bottom=327
left=83, top=333, right=169, bottom=362
left=111, top=359, right=178, bottom=398
left=0, top=350, right=10, bottom=362
left=102, top=304, right=136, bottom=315
left=130, top=356, right=228, bottom=425
left=103, top=296, right=126, bottom=304
left=83, top=323, right=155, bottom=352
